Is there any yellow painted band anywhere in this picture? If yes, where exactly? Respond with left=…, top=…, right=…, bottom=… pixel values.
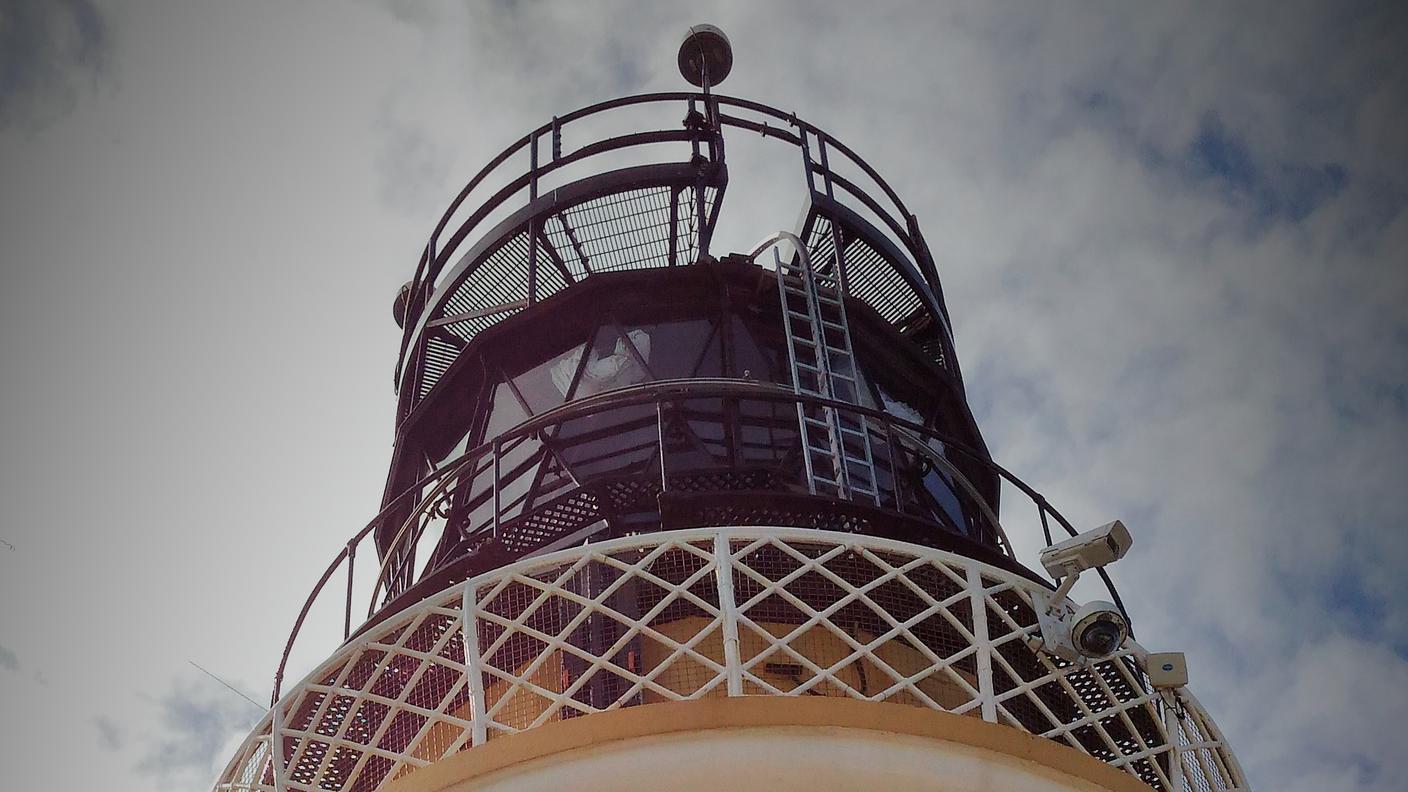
left=384, top=697, right=1153, bottom=792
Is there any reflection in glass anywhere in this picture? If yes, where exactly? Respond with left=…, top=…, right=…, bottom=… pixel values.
left=514, top=341, right=587, bottom=414
left=483, top=382, right=530, bottom=441
left=551, top=329, right=652, bottom=398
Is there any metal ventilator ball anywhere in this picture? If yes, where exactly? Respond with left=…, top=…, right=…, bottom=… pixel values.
left=678, top=24, right=733, bottom=88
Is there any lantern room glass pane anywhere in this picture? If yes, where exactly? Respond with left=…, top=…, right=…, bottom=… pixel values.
left=513, top=340, right=590, bottom=414
left=484, top=382, right=530, bottom=441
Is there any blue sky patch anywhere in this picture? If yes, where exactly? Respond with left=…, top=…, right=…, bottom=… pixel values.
left=1187, top=114, right=1348, bottom=221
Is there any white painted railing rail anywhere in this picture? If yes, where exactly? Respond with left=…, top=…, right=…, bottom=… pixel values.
left=215, top=527, right=1246, bottom=792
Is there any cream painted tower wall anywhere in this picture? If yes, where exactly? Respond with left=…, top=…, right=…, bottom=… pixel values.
left=387, top=698, right=1152, bottom=792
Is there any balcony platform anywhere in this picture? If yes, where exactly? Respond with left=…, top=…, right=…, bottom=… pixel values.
left=217, top=527, right=1245, bottom=792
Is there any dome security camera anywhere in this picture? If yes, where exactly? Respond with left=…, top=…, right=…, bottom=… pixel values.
left=1070, top=601, right=1129, bottom=660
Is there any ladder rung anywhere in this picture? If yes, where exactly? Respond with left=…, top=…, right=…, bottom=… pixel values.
left=788, top=309, right=813, bottom=322
left=821, top=320, right=846, bottom=331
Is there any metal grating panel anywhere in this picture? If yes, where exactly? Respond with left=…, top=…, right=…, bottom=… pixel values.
left=804, top=214, right=924, bottom=328
left=441, top=231, right=532, bottom=326
left=412, top=185, right=719, bottom=405
left=417, top=335, right=463, bottom=401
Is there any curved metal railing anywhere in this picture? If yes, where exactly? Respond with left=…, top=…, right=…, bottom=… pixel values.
left=271, top=380, right=1135, bottom=704
left=370, top=378, right=1014, bottom=607
left=395, top=92, right=959, bottom=404
left=221, top=527, right=1246, bottom=792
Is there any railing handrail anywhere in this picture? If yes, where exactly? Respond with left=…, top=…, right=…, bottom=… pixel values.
left=271, top=378, right=1134, bottom=702
left=369, top=378, right=1006, bottom=606
left=232, top=527, right=1242, bottom=792
left=395, top=92, right=941, bottom=391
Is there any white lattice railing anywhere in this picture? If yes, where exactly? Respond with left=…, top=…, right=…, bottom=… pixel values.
left=216, top=527, right=1247, bottom=792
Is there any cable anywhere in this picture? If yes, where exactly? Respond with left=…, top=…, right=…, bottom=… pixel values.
left=189, top=660, right=267, bottom=713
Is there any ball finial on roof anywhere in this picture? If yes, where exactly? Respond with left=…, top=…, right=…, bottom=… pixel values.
left=678, top=24, right=732, bottom=88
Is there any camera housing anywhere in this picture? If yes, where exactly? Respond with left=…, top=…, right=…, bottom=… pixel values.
left=1070, top=601, right=1129, bottom=659
left=1039, top=520, right=1133, bottom=580
left=1030, top=595, right=1131, bottom=662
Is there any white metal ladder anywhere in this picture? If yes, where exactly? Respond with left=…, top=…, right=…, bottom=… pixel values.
left=774, top=244, right=881, bottom=505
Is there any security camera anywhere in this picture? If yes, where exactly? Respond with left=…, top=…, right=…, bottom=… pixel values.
left=1030, top=596, right=1130, bottom=662
left=1070, top=601, right=1128, bottom=660
left=1039, top=520, right=1132, bottom=580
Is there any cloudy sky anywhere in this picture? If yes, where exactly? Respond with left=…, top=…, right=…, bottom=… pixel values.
left=1, top=1, right=1405, bottom=790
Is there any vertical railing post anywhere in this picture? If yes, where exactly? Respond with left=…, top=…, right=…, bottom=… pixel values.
left=657, top=400, right=668, bottom=493
left=966, top=565, right=997, bottom=722
left=885, top=421, right=904, bottom=514
left=817, top=133, right=835, bottom=200
left=270, top=700, right=286, bottom=792
left=713, top=531, right=743, bottom=697
left=526, top=218, right=539, bottom=306
left=492, top=439, right=502, bottom=540
left=462, top=581, right=489, bottom=747
left=343, top=542, right=356, bottom=641
left=1162, top=692, right=1187, bottom=791
left=529, top=131, right=539, bottom=201
left=1037, top=499, right=1054, bottom=547
left=798, top=127, right=816, bottom=194
left=526, top=130, right=541, bottom=307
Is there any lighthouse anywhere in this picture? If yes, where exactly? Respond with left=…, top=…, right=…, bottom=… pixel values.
left=215, top=26, right=1247, bottom=792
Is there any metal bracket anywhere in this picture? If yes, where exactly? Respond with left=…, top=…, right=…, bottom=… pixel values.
left=1028, top=588, right=1080, bottom=663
